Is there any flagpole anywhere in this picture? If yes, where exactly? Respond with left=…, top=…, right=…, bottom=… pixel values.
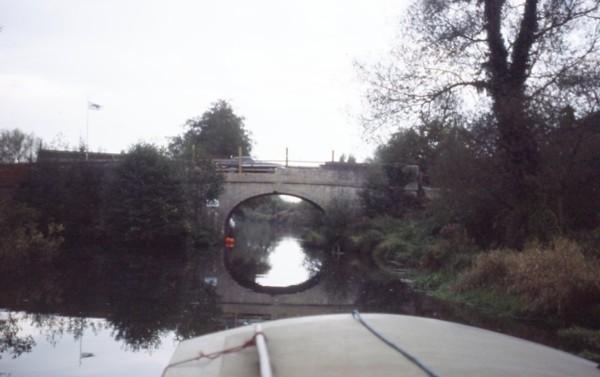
left=85, top=100, right=89, bottom=161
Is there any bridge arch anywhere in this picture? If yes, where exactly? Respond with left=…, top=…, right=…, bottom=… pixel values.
left=225, top=191, right=323, bottom=222
left=223, top=191, right=325, bottom=235
left=221, top=190, right=327, bottom=294
left=212, top=167, right=376, bottom=235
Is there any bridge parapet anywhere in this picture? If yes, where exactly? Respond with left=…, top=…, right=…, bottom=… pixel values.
left=214, top=166, right=372, bottom=233
left=222, top=166, right=367, bottom=188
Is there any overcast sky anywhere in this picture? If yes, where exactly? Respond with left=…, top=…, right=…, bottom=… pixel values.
left=0, top=0, right=406, bottom=162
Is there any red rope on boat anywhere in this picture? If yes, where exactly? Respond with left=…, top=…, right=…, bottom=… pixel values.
left=161, top=332, right=267, bottom=376
left=198, top=331, right=265, bottom=360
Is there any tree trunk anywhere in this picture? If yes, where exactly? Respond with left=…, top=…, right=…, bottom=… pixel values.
left=492, top=85, right=540, bottom=247
left=484, top=0, right=541, bottom=248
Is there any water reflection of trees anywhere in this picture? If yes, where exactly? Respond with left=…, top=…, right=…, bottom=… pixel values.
left=27, top=314, right=103, bottom=347
left=0, top=250, right=223, bottom=355
left=228, top=220, right=275, bottom=283
left=0, top=313, right=35, bottom=359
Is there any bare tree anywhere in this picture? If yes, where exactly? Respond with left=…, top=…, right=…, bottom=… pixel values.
left=360, top=0, right=600, bottom=129
left=359, top=0, right=600, bottom=245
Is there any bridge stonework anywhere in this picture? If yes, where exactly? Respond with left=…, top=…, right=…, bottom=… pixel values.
left=213, top=167, right=368, bottom=231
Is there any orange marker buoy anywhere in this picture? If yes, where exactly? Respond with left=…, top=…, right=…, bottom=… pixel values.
left=224, top=236, right=235, bottom=248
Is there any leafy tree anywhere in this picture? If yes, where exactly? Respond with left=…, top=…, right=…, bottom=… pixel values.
left=308, top=196, right=363, bottom=252
left=361, top=134, right=423, bottom=218
left=360, top=0, right=600, bottom=246
left=0, top=129, right=40, bottom=163
left=373, top=122, right=452, bottom=185
left=105, top=144, right=188, bottom=247
left=174, top=155, right=223, bottom=243
left=170, top=100, right=252, bottom=159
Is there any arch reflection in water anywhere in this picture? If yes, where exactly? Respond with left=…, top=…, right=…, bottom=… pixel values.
left=225, top=194, right=326, bottom=293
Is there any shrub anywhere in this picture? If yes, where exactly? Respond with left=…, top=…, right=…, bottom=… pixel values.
left=0, top=200, right=64, bottom=274
left=457, top=249, right=516, bottom=290
left=353, top=217, right=429, bottom=269
left=510, top=239, right=600, bottom=316
left=372, top=232, right=421, bottom=269
left=351, top=227, right=385, bottom=255
left=104, top=144, right=188, bottom=248
left=457, top=238, right=600, bottom=318
left=420, top=223, right=478, bottom=271
left=306, top=196, right=361, bottom=252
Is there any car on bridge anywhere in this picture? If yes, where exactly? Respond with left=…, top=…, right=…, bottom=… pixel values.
left=214, top=156, right=283, bottom=173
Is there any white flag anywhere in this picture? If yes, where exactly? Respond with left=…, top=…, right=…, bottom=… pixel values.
left=88, top=102, right=101, bottom=110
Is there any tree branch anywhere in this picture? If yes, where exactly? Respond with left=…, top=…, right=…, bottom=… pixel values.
left=426, top=81, right=489, bottom=100
left=535, top=3, right=600, bottom=39
left=484, top=0, right=509, bottom=83
left=510, top=0, right=538, bottom=84
left=529, top=41, right=598, bottom=98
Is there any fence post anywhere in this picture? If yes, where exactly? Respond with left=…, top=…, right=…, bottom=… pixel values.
left=238, top=146, right=243, bottom=174
left=285, top=147, right=289, bottom=167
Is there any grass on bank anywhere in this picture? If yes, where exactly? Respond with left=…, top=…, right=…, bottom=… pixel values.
left=411, top=235, right=600, bottom=361
left=412, top=271, right=527, bottom=318
left=456, top=238, right=600, bottom=319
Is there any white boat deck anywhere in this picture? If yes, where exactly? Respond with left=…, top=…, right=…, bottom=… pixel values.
left=162, top=313, right=599, bottom=377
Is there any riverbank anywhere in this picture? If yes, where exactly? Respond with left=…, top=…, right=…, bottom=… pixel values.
left=406, top=264, right=600, bottom=363
left=301, top=202, right=600, bottom=362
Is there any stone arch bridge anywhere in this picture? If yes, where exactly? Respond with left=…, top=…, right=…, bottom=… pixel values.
left=212, top=165, right=420, bottom=232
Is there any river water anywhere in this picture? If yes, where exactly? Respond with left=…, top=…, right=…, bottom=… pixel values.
left=0, top=195, right=575, bottom=376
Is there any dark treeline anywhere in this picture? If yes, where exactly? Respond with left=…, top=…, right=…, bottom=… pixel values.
left=369, top=112, right=600, bottom=248
left=0, top=100, right=250, bottom=281
left=15, top=143, right=223, bottom=249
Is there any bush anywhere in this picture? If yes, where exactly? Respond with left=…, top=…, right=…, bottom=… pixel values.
left=457, top=249, right=516, bottom=290
left=420, top=223, right=478, bottom=271
left=306, top=196, right=361, bottom=252
left=372, top=232, right=421, bottom=269
left=0, top=200, right=63, bottom=274
left=104, top=144, right=188, bottom=248
left=351, top=227, right=385, bottom=254
left=457, top=238, right=600, bottom=318
left=353, top=217, right=430, bottom=269
left=360, top=163, right=421, bottom=218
